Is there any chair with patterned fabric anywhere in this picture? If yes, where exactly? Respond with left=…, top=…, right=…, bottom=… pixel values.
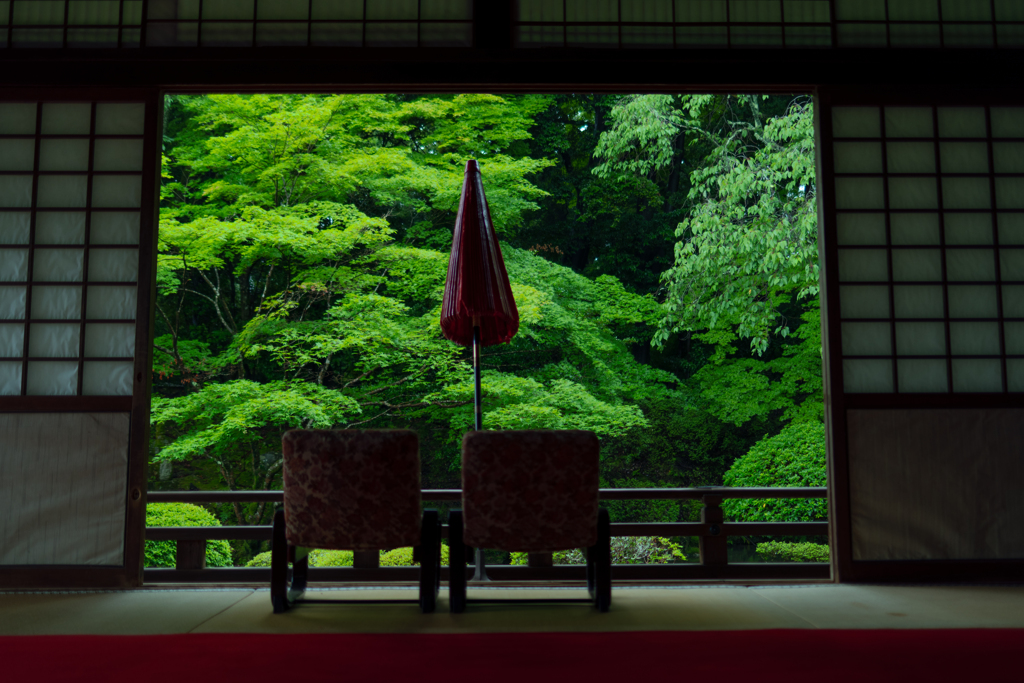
left=271, top=429, right=441, bottom=614
left=448, top=429, right=611, bottom=613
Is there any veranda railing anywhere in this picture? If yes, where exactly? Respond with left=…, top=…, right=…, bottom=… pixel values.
left=144, top=488, right=830, bottom=583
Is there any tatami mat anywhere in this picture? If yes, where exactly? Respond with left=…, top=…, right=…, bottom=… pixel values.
left=2, top=584, right=1023, bottom=635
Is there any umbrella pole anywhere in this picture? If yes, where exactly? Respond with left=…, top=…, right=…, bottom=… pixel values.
left=471, top=324, right=490, bottom=581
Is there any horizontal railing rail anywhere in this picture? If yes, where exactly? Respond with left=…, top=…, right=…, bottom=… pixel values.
left=144, top=487, right=830, bottom=583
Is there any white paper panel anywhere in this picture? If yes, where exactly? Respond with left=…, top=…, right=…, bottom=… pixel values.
left=892, top=248, right=942, bottom=281
left=842, top=321, right=892, bottom=355
left=95, top=103, right=145, bottom=135
left=886, top=141, right=935, bottom=173
left=28, top=323, right=80, bottom=357
left=82, top=360, right=133, bottom=395
left=85, top=285, right=136, bottom=319
left=312, top=0, right=365, bottom=20
left=834, top=142, right=883, bottom=173
left=1005, top=285, right=1024, bottom=317
left=257, top=0, right=310, bottom=19
left=836, top=213, right=886, bottom=245
left=936, top=107, right=987, bottom=138
left=946, top=248, right=996, bottom=281
left=995, top=178, right=1024, bottom=209
left=998, top=213, right=1024, bottom=245
left=40, top=103, right=92, bottom=135
left=832, top=107, right=880, bottom=138
left=31, top=286, right=82, bottom=320
left=1008, top=360, right=1024, bottom=392
left=0, top=286, right=27, bottom=319
left=39, top=139, right=90, bottom=172
left=992, top=142, right=1024, bottom=173
left=36, top=212, right=86, bottom=245
left=893, top=284, right=944, bottom=318
left=0, top=176, right=34, bottom=208
left=952, top=359, right=1002, bottom=392
left=421, top=0, right=472, bottom=19
left=0, top=249, right=28, bottom=281
left=0, top=412, right=129, bottom=565
left=33, top=248, right=84, bottom=282
left=84, top=322, right=134, bottom=357
left=91, top=175, right=142, bottom=208
left=0, top=361, right=22, bottom=394
left=0, top=139, right=36, bottom=171
left=1001, top=249, right=1024, bottom=280
left=944, top=212, right=993, bottom=245
left=843, top=359, right=893, bottom=393
left=0, top=103, right=38, bottom=135
left=0, top=323, right=24, bottom=357
left=891, top=213, right=940, bottom=244
left=1005, top=322, right=1024, bottom=354
left=949, top=321, right=1000, bottom=356
left=939, top=142, right=989, bottom=174
left=92, top=139, right=144, bottom=172
left=834, top=178, right=884, bottom=209
left=68, top=0, right=125, bottom=24
left=942, top=178, right=991, bottom=209
left=888, top=178, right=939, bottom=209
left=0, top=213, right=31, bottom=245
left=838, top=248, right=887, bottom=281
left=991, top=107, right=1024, bottom=138
left=840, top=285, right=890, bottom=318
left=203, top=0, right=256, bottom=20
left=895, top=321, right=946, bottom=355
left=947, top=285, right=998, bottom=318
left=885, top=107, right=934, bottom=137
left=88, top=248, right=138, bottom=282
left=90, top=212, right=140, bottom=244
left=897, top=358, right=948, bottom=392
left=26, top=360, right=78, bottom=395
left=36, top=175, right=89, bottom=208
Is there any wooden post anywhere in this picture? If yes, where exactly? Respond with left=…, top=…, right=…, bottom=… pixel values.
left=699, top=494, right=728, bottom=567
left=353, top=550, right=380, bottom=569
left=527, top=552, right=553, bottom=568
left=175, top=540, right=207, bottom=570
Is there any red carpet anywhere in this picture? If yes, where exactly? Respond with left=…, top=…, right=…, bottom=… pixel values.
left=3, top=630, right=1020, bottom=682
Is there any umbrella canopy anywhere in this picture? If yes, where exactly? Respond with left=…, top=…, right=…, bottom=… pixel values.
left=440, top=160, right=519, bottom=347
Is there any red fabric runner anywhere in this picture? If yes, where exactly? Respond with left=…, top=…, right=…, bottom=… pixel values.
left=3, top=629, right=1019, bottom=682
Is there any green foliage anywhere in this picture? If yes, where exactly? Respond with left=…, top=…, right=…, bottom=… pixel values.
left=756, top=541, right=829, bottom=563
left=722, top=422, right=827, bottom=522
left=246, top=544, right=450, bottom=567
left=510, top=537, right=686, bottom=565
left=145, top=503, right=233, bottom=568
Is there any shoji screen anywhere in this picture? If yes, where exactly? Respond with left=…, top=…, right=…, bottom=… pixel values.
left=0, top=93, right=156, bottom=588
left=818, top=89, right=1024, bottom=581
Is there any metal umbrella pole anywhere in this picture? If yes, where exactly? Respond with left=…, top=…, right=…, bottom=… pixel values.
left=471, top=322, right=489, bottom=581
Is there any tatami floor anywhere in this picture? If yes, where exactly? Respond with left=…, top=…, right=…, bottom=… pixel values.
left=2, top=583, right=1023, bottom=635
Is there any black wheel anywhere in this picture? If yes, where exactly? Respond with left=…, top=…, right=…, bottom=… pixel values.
left=270, top=509, right=290, bottom=614
left=595, top=508, right=611, bottom=613
left=586, top=545, right=596, bottom=598
left=419, top=510, right=439, bottom=613
left=448, top=510, right=467, bottom=613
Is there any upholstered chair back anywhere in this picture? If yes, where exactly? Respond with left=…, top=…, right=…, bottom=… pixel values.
left=281, top=429, right=422, bottom=550
left=461, top=430, right=600, bottom=552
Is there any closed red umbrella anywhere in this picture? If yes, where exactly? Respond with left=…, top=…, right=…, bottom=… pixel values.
left=441, top=159, right=519, bottom=580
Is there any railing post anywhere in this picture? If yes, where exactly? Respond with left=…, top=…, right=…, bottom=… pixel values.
left=175, top=540, right=207, bottom=570
left=527, top=552, right=553, bottom=568
left=699, top=494, right=728, bottom=567
left=353, top=550, right=380, bottom=569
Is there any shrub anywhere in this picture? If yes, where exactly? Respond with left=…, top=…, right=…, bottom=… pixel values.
left=722, top=421, right=827, bottom=523
left=510, top=537, right=686, bottom=565
left=145, top=503, right=233, bottom=567
left=246, top=545, right=449, bottom=567
left=756, top=541, right=829, bottom=563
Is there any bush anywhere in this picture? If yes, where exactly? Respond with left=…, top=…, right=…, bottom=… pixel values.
left=510, top=537, right=686, bottom=565
left=145, top=503, right=233, bottom=567
left=246, top=545, right=450, bottom=567
left=722, top=421, right=827, bottom=523
left=756, top=541, right=829, bottom=563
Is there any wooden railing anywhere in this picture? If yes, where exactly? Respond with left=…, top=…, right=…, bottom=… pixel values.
left=144, top=488, right=830, bottom=583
